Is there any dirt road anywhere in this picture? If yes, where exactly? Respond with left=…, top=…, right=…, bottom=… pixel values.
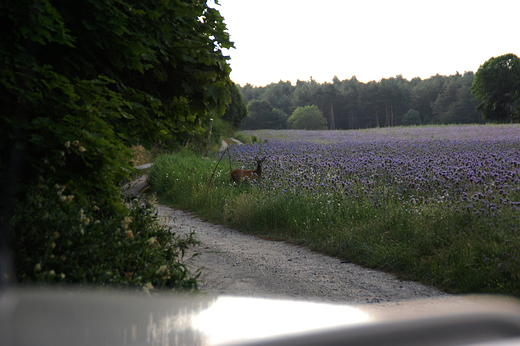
left=158, top=205, right=447, bottom=304
left=129, top=175, right=447, bottom=304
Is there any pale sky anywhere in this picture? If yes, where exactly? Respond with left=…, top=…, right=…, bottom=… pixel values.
left=211, top=0, right=519, bottom=87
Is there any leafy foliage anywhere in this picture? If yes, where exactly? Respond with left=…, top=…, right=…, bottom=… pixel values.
left=222, top=82, right=249, bottom=128
left=240, top=100, right=288, bottom=130
left=0, top=0, right=233, bottom=288
left=258, top=80, right=295, bottom=116
left=12, top=180, right=199, bottom=290
left=472, top=53, right=520, bottom=123
left=1, top=0, right=233, bottom=151
left=287, top=105, right=328, bottom=130
left=401, top=109, right=421, bottom=126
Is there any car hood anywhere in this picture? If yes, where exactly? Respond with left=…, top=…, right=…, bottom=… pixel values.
left=1, top=287, right=520, bottom=346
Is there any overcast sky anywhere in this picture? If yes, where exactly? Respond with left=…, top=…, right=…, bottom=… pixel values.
left=211, top=0, right=519, bottom=86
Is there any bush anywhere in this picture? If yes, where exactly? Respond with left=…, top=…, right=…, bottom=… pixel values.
left=288, top=105, right=328, bottom=130
left=401, top=109, right=422, bottom=126
left=11, top=179, right=199, bottom=291
left=233, top=132, right=253, bottom=144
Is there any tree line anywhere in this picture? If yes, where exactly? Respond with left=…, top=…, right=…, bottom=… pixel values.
left=238, top=72, right=485, bottom=130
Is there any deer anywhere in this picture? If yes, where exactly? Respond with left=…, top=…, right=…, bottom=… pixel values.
left=231, top=156, right=266, bottom=183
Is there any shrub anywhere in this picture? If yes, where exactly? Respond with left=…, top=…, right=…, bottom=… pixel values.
left=401, top=109, right=422, bottom=126
left=287, top=105, right=328, bottom=130
left=11, top=179, right=199, bottom=291
left=233, top=132, right=252, bottom=144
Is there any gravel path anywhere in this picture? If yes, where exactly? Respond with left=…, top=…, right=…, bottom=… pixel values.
left=130, top=175, right=448, bottom=304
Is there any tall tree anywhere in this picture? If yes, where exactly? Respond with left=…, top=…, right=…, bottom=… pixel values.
left=260, top=80, right=295, bottom=116
left=410, top=74, right=447, bottom=124
left=332, top=76, right=362, bottom=129
left=452, top=79, right=482, bottom=124
left=341, top=77, right=361, bottom=129
left=222, top=82, right=248, bottom=128
left=472, top=53, right=520, bottom=122
left=293, top=78, right=338, bottom=129
left=1, top=0, right=233, bottom=189
left=432, top=72, right=482, bottom=124
left=376, top=76, right=410, bottom=127
left=432, top=74, right=463, bottom=123
left=358, top=81, right=380, bottom=128
left=240, top=100, right=287, bottom=130
left=292, top=78, right=319, bottom=108
left=239, top=83, right=265, bottom=105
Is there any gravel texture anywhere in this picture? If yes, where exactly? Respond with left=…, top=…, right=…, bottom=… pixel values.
left=130, top=175, right=448, bottom=304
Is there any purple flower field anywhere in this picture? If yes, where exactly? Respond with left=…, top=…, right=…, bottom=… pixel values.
left=232, top=125, right=520, bottom=215
left=243, top=124, right=520, bottom=144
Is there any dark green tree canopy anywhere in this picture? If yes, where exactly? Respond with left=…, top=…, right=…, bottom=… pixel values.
left=0, top=0, right=233, bottom=257
left=401, top=109, right=421, bottom=126
left=222, top=82, right=248, bottom=128
left=240, top=100, right=287, bottom=130
left=238, top=72, right=483, bottom=129
left=259, top=80, right=295, bottom=116
left=1, top=0, right=234, bottom=193
left=472, top=53, right=520, bottom=122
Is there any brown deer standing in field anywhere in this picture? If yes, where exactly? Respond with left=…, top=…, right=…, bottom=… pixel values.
left=231, top=157, right=266, bottom=183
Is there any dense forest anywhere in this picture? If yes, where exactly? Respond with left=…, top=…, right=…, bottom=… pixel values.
left=237, top=72, right=483, bottom=130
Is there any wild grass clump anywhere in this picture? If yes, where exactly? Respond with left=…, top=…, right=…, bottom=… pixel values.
left=232, top=132, right=252, bottom=144
left=11, top=178, right=199, bottom=291
left=232, top=132, right=261, bottom=144
left=149, top=126, right=520, bottom=296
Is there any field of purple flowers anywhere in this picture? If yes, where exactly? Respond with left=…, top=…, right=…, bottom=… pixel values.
left=242, top=124, right=520, bottom=143
left=234, top=125, right=520, bottom=218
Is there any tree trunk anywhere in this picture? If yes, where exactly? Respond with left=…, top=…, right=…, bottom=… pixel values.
left=391, top=105, right=394, bottom=126
left=385, top=104, right=388, bottom=127
left=329, top=102, right=335, bottom=130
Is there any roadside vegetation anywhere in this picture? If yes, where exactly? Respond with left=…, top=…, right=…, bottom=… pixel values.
left=149, top=125, right=520, bottom=297
left=1, top=0, right=240, bottom=291
left=12, top=183, right=200, bottom=290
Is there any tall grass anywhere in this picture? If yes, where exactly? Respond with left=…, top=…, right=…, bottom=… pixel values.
left=148, top=146, right=520, bottom=296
